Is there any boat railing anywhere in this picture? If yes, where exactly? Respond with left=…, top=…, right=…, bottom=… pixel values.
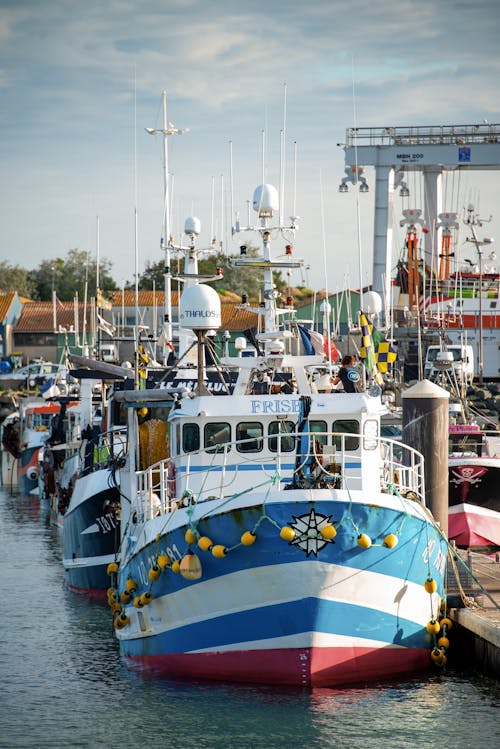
left=132, top=431, right=426, bottom=521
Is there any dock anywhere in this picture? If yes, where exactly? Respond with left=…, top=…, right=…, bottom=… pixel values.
left=447, top=549, right=500, bottom=678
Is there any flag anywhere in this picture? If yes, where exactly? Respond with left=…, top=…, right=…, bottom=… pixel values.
left=359, top=312, right=383, bottom=385
left=97, top=312, right=115, bottom=336
left=157, top=329, right=175, bottom=352
left=40, top=377, right=61, bottom=400
left=96, top=288, right=113, bottom=310
left=375, top=338, right=397, bottom=373
left=297, top=325, right=326, bottom=356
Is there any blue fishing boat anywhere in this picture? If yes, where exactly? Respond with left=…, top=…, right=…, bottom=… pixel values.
left=110, top=171, right=448, bottom=686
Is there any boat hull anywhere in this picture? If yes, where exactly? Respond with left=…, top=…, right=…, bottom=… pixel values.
left=116, top=492, right=447, bottom=687
left=63, top=468, right=120, bottom=597
left=18, top=445, right=40, bottom=495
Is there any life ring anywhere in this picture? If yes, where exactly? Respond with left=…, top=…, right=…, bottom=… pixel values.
left=167, top=460, right=176, bottom=500
left=323, top=338, right=340, bottom=362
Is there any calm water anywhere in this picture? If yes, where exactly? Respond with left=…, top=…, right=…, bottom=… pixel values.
left=0, top=488, right=498, bottom=749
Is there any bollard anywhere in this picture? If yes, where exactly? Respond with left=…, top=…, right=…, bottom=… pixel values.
left=402, top=379, right=449, bottom=536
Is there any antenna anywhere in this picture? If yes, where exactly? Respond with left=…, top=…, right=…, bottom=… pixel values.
left=280, top=83, right=287, bottom=227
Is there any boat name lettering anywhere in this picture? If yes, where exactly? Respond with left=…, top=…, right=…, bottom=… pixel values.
left=96, top=512, right=118, bottom=533
left=251, top=399, right=300, bottom=414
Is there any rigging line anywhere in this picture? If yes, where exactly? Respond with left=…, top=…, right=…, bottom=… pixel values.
left=351, top=54, right=363, bottom=298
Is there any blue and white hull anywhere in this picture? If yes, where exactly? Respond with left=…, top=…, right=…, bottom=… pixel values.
left=63, top=467, right=120, bottom=597
left=116, top=490, right=447, bottom=687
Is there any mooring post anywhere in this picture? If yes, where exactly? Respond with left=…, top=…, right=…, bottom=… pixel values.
left=402, top=379, right=449, bottom=536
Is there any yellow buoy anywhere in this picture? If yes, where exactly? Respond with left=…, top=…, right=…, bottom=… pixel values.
left=424, top=578, right=437, bottom=594
left=185, top=528, right=197, bottom=544
left=138, top=407, right=148, bottom=417
left=180, top=552, right=202, bottom=580
left=280, top=526, right=295, bottom=542
left=383, top=533, right=398, bottom=549
left=426, top=619, right=441, bottom=635
left=320, top=524, right=337, bottom=540
left=107, top=562, right=119, bottom=575
left=437, top=636, right=450, bottom=650
left=171, top=560, right=181, bottom=574
left=133, top=595, right=144, bottom=608
left=125, top=579, right=138, bottom=593
left=357, top=533, right=372, bottom=549
left=198, top=536, right=214, bottom=552
left=157, top=554, right=170, bottom=570
left=440, top=617, right=453, bottom=630
left=111, top=602, right=122, bottom=615
left=114, top=612, right=129, bottom=629
left=120, top=590, right=132, bottom=605
left=107, top=587, right=117, bottom=603
left=438, top=651, right=447, bottom=666
left=140, top=591, right=153, bottom=606
left=212, top=545, right=227, bottom=558
left=148, top=566, right=161, bottom=582
left=430, top=647, right=443, bottom=664
left=241, top=531, right=257, bottom=546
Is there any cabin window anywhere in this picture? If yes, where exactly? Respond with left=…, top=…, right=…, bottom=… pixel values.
left=236, top=422, right=263, bottom=453
left=310, top=420, right=328, bottom=445
left=182, top=423, right=200, bottom=453
left=205, top=422, right=231, bottom=452
left=268, top=420, right=295, bottom=452
left=333, top=419, right=359, bottom=451
left=363, top=419, right=378, bottom=450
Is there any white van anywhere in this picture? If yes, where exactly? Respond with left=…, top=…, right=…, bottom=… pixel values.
left=424, top=344, right=474, bottom=385
left=100, top=343, right=119, bottom=363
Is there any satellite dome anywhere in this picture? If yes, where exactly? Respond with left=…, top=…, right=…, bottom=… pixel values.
left=252, top=184, right=279, bottom=217
left=179, top=284, right=221, bottom=330
left=362, top=291, right=382, bottom=315
left=184, top=216, right=201, bottom=236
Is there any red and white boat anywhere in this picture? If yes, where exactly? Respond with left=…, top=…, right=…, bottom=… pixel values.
left=448, top=423, right=500, bottom=550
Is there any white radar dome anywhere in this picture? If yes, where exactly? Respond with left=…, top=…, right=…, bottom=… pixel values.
left=179, top=284, right=221, bottom=331
left=184, top=216, right=201, bottom=236
left=362, top=291, right=382, bottom=315
left=252, top=184, right=279, bottom=217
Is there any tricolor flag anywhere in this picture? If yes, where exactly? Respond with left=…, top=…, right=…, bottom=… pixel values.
left=297, top=325, right=327, bottom=356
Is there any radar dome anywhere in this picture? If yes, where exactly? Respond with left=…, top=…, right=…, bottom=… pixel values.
left=179, top=284, right=221, bottom=330
left=252, top=184, right=279, bottom=217
left=362, top=291, right=382, bottom=315
left=184, top=216, right=201, bottom=236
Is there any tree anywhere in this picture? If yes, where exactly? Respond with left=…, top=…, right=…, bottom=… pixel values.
left=29, top=249, right=117, bottom=301
left=0, top=261, right=36, bottom=298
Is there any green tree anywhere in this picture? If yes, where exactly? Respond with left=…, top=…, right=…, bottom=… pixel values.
left=29, top=249, right=117, bottom=301
left=0, top=261, right=35, bottom=297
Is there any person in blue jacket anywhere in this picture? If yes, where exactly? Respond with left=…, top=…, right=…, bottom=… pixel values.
left=331, top=354, right=362, bottom=393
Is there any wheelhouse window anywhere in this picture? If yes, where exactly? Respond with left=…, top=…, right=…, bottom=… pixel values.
left=236, top=422, right=263, bottom=453
left=310, top=420, right=327, bottom=446
left=205, top=422, right=231, bottom=452
left=333, top=419, right=359, bottom=451
left=268, top=420, right=295, bottom=452
left=182, top=423, right=200, bottom=453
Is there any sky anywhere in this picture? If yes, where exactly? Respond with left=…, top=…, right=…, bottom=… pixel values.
left=1, top=0, right=500, bottom=294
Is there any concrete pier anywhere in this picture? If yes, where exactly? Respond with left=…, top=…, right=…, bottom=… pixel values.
left=447, top=550, right=500, bottom=678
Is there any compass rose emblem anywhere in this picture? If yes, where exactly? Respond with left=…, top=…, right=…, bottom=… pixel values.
left=287, top=508, right=336, bottom=557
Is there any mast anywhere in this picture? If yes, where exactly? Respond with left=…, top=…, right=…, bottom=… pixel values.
left=146, top=92, right=188, bottom=364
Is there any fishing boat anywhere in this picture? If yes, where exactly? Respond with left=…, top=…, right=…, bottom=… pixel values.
left=110, top=174, right=449, bottom=687
left=448, top=422, right=500, bottom=551
left=11, top=397, right=63, bottom=496
left=49, top=362, right=130, bottom=596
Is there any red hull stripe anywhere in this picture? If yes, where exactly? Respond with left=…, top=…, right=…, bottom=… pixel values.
left=124, top=646, right=430, bottom=688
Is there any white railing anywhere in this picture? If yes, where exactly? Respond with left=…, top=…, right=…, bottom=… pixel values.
left=131, top=432, right=426, bottom=521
